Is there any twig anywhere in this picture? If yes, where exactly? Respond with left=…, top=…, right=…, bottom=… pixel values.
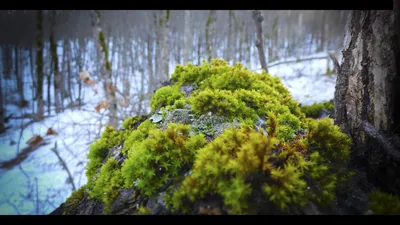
left=51, top=142, right=77, bottom=192
left=35, top=177, right=39, bottom=215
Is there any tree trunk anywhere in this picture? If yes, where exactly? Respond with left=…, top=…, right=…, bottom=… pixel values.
left=0, top=70, right=5, bottom=134
left=76, top=38, right=84, bottom=109
left=3, top=45, right=12, bottom=79
left=183, top=10, right=192, bottom=65
left=197, top=31, right=202, bottom=65
left=226, top=10, right=233, bottom=64
left=50, top=10, right=61, bottom=113
left=36, top=10, right=44, bottom=121
left=147, top=25, right=154, bottom=94
left=252, top=10, right=268, bottom=73
left=15, top=46, right=27, bottom=106
left=206, top=10, right=216, bottom=62
left=155, top=10, right=170, bottom=89
left=67, top=41, right=73, bottom=104
left=333, top=9, right=400, bottom=193
left=91, top=10, right=118, bottom=128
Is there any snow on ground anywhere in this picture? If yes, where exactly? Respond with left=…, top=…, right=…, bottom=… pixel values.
left=0, top=50, right=339, bottom=215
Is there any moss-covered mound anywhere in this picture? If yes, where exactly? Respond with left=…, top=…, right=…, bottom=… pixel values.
left=59, top=59, right=360, bottom=215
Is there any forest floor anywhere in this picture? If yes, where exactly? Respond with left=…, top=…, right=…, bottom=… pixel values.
left=0, top=52, right=338, bottom=215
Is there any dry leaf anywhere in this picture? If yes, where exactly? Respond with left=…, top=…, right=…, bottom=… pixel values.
left=108, top=83, right=115, bottom=91
left=79, top=71, right=91, bottom=85
left=198, top=207, right=222, bottom=215
left=87, top=79, right=96, bottom=86
left=26, top=135, right=43, bottom=147
left=46, top=128, right=57, bottom=136
left=95, top=100, right=109, bottom=112
left=118, top=98, right=129, bottom=108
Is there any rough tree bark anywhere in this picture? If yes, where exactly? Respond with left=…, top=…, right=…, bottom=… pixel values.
left=50, top=10, right=61, bottom=113
left=252, top=10, right=268, bottom=73
left=147, top=21, right=154, bottom=94
left=91, top=10, right=118, bottom=128
left=35, top=10, right=44, bottom=121
left=332, top=9, right=400, bottom=193
left=183, top=10, right=192, bottom=65
left=206, top=10, right=216, bottom=62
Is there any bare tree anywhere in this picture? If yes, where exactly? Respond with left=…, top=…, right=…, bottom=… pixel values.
left=206, top=10, right=216, bottom=62
left=50, top=10, right=61, bottom=113
left=35, top=10, right=44, bottom=121
left=183, top=10, right=192, bottom=65
left=91, top=10, right=118, bottom=128
left=252, top=10, right=268, bottom=73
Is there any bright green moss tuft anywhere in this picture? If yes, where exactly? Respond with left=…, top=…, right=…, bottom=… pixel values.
left=121, top=123, right=206, bottom=196
left=89, top=157, right=124, bottom=213
left=150, top=86, right=184, bottom=113
left=301, top=101, right=334, bottom=118
left=306, top=118, right=351, bottom=162
left=122, top=120, right=157, bottom=156
left=86, top=126, right=130, bottom=185
left=367, top=190, right=400, bottom=215
left=121, top=115, right=144, bottom=130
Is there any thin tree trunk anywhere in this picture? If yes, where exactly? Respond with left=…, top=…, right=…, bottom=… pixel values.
left=91, top=10, right=118, bottom=128
left=0, top=70, right=5, bottom=133
left=226, top=10, right=233, bottom=63
left=155, top=10, right=170, bottom=89
left=15, top=46, right=27, bottom=106
left=76, top=38, right=84, bottom=109
left=206, top=10, right=217, bottom=62
left=50, top=10, right=61, bottom=113
left=67, top=42, right=73, bottom=104
left=183, top=10, right=192, bottom=64
left=36, top=10, right=44, bottom=121
left=197, top=31, right=202, bottom=65
left=47, top=46, right=51, bottom=116
left=252, top=10, right=268, bottom=73
left=147, top=25, right=154, bottom=94
left=3, top=45, right=12, bottom=79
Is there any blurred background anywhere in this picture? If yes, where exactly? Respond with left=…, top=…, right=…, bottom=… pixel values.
left=0, top=10, right=349, bottom=214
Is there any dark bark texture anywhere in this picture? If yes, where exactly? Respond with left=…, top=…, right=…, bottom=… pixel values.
left=334, top=10, right=400, bottom=193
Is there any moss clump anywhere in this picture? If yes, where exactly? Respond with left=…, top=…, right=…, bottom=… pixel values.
left=150, top=86, right=184, bottom=113
left=63, top=185, right=87, bottom=215
left=86, top=126, right=130, bottom=185
left=121, top=115, right=144, bottom=130
left=306, top=118, right=351, bottom=162
left=122, top=120, right=157, bottom=156
left=366, top=191, right=400, bottom=215
left=300, top=101, right=334, bottom=118
left=166, top=117, right=346, bottom=214
left=80, top=59, right=353, bottom=215
left=121, top=123, right=206, bottom=196
left=89, top=158, right=124, bottom=213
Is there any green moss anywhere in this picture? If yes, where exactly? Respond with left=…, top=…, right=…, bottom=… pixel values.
left=306, top=118, right=351, bottom=162
left=81, top=59, right=352, bottom=215
left=98, top=31, right=111, bottom=72
left=367, top=190, right=400, bottom=215
left=122, top=120, right=157, bottom=156
left=89, top=157, right=124, bottom=213
left=86, top=126, right=130, bottom=185
left=63, top=185, right=87, bottom=214
left=150, top=86, right=184, bottom=113
left=300, top=101, right=334, bottom=118
left=122, top=116, right=144, bottom=130
left=121, top=123, right=206, bottom=196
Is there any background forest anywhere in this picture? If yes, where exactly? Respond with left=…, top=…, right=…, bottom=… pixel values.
left=0, top=10, right=348, bottom=215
